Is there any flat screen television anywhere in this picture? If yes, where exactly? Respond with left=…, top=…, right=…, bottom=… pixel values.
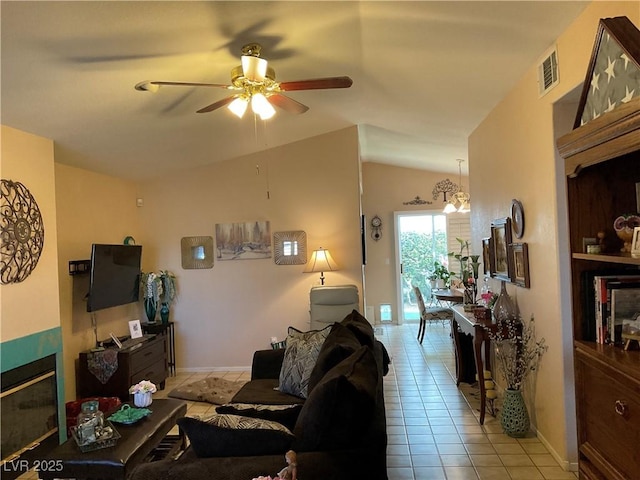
left=87, top=244, right=142, bottom=312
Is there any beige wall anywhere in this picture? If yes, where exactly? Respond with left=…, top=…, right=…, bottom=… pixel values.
left=55, top=163, right=141, bottom=399
left=1, top=125, right=61, bottom=341
left=135, top=127, right=363, bottom=370
left=469, top=1, right=640, bottom=470
left=362, top=162, right=469, bottom=323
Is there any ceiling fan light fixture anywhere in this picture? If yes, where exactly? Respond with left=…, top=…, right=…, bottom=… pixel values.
left=228, top=97, right=249, bottom=118
left=252, top=93, right=276, bottom=120
left=241, top=55, right=268, bottom=82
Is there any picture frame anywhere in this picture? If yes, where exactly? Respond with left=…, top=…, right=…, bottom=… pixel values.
left=129, top=320, right=143, bottom=339
left=215, top=221, right=272, bottom=261
left=181, top=236, right=214, bottom=269
left=509, top=242, right=530, bottom=288
left=632, top=226, right=640, bottom=258
left=490, top=217, right=512, bottom=282
left=482, top=237, right=492, bottom=276
left=273, top=231, right=307, bottom=265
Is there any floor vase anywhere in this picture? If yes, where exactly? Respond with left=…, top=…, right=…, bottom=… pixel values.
left=501, top=388, right=530, bottom=437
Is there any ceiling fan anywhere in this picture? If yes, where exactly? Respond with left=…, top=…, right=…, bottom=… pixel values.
left=135, top=43, right=353, bottom=120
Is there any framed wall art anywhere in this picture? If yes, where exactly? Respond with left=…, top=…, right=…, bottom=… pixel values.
left=482, top=237, right=492, bottom=276
left=181, top=236, right=214, bottom=269
left=490, top=217, right=512, bottom=282
left=273, top=231, right=307, bottom=265
left=509, top=242, right=531, bottom=288
left=215, top=221, right=272, bottom=261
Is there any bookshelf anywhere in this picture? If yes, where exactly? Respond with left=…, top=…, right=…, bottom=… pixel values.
left=556, top=17, right=640, bottom=480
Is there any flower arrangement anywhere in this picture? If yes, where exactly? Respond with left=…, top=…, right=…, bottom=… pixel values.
left=486, top=315, right=548, bottom=391
left=159, top=270, right=177, bottom=305
left=129, top=380, right=157, bottom=395
left=141, top=270, right=177, bottom=305
left=449, top=238, right=481, bottom=307
left=141, top=271, right=162, bottom=305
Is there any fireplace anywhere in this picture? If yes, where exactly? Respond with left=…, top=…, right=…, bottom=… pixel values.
left=1, top=354, right=60, bottom=480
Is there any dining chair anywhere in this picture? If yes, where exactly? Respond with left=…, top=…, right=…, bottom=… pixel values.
left=414, top=286, right=454, bottom=344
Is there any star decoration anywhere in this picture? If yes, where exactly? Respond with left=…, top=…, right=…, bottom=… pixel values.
left=621, top=53, right=630, bottom=69
left=621, top=85, right=636, bottom=103
left=590, top=72, right=600, bottom=93
left=604, top=98, right=617, bottom=113
left=604, top=56, right=616, bottom=82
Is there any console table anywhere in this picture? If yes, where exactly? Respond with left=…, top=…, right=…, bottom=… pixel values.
left=39, top=399, right=187, bottom=480
left=451, top=305, right=492, bottom=424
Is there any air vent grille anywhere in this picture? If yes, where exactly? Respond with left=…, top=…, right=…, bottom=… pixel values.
left=538, top=48, right=559, bottom=96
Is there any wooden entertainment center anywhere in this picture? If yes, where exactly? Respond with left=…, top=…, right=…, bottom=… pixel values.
left=77, top=334, right=168, bottom=401
left=556, top=17, right=640, bottom=480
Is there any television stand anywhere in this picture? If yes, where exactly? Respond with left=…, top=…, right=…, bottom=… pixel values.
left=77, top=334, right=167, bottom=401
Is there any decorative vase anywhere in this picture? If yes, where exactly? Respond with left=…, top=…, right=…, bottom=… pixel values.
left=493, top=281, right=517, bottom=323
left=144, top=298, right=157, bottom=323
left=500, top=388, right=530, bottom=437
left=160, top=302, right=170, bottom=323
left=133, top=392, right=153, bottom=408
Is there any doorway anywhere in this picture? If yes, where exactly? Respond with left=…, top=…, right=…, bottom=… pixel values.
left=394, top=211, right=449, bottom=324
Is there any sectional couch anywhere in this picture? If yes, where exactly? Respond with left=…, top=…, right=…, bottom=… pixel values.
left=129, top=311, right=390, bottom=480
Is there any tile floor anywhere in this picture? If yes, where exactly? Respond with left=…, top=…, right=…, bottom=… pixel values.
left=19, top=321, right=577, bottom=480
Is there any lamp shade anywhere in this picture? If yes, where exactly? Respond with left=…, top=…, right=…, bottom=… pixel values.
left=304, top=248, right=338, bottom=285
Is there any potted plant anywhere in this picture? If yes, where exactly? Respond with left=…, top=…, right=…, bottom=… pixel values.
left=432, top=261, right=451, bottom=289
left=485, top=315, right=548, bottom=437
left=140, top=272, right=162, bottom=322
left=158, top=270, right=177, bottom=323
left=448, top=238, right=481, bottom=310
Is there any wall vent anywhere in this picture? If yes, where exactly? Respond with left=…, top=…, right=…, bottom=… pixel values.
left=538, top=47, right=559, bottom=96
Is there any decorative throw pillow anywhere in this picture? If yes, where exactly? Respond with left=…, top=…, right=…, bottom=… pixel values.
left=215, top=403, right=303, bottom=431
left=177, top=413, right=294, bottom=458
left=341, top=309, right=375, bottom=347
left=307, top=322, right=361, bottom=394
left=278, top=325, right=331, bottom=398
left=292, top=345, right=378, bottom=452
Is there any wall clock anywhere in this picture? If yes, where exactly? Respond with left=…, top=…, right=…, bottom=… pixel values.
left=1, top=179, right=45, bottom=284
left=371, top=215, right=382, bottom=241
left=511, top=199, right=525, bottom=239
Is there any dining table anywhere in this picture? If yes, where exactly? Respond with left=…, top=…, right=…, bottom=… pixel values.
left=433, top=288, right=464, bottom=305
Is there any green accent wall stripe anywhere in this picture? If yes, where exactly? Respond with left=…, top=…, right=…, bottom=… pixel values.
left=1, top=327, right=67, bottom=442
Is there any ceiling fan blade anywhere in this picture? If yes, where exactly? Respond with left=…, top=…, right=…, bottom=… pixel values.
left=135, top=80, right=232, bottom=92
left=268, top=94, right=309, bottom=114
left=279, top=76, right=353, bottom=91
left=196, top=96, right=236, bottom=114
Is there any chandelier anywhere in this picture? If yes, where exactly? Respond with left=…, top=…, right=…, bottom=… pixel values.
left=432, top=159, right=471, bottom=214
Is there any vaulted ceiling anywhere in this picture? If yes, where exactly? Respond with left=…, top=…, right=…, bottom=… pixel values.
left=1, top=1, right=589, bottom=180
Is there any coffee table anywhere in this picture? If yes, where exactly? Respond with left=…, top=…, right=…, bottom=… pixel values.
left=39, top=398, right=187, bottom=480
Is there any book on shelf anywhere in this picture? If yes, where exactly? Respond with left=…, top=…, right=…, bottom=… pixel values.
left=593, top=274, right=640, bottom=344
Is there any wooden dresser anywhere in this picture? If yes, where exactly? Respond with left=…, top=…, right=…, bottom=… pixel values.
left=77, top=334, right=168, bottom=402
left=556, top=17, right=640, bottom=479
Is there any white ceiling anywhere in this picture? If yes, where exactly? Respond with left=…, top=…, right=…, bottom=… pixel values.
left=1, top=1, right=589, bottom=180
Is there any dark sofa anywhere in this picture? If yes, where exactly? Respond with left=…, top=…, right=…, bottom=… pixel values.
left=129, top=311, right=389, bottom=480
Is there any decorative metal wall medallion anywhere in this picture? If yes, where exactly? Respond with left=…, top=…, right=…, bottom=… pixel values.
left=1, top=179, right=45, bottom=284
left=403, top=196, right=432, bottom=206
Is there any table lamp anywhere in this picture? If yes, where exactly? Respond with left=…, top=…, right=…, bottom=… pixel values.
left=304, top=247, right=338, bottom=285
